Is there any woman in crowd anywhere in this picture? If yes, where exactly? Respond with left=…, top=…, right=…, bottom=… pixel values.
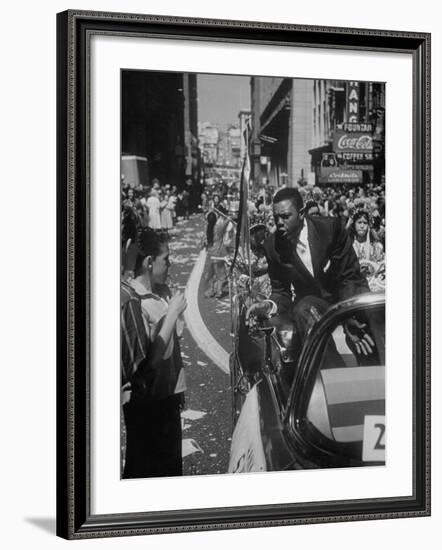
left=146, top=189, right=162, bottom=230
left=123, top=228, right=187, bottom=478
left=350, top=210, right=384, bottom=262
left=349, top=210, right=385, bottom=291
left=160, top=191, right=173, bottom=233
left=167, top=190, right=178, bottom=227
left=204, top=207, right=231, bottom=299
left=122, top=187, right=135, bottom=209
left=175, top=190, right=184, bottom=220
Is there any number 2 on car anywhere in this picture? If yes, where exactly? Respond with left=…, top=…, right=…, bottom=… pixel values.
left=362, top=415, right=386, bottom=463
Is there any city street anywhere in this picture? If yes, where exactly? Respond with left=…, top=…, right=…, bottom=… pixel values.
left=120, top=71, right=387, bottom=479
left=121, top=213, right=233, bottom=477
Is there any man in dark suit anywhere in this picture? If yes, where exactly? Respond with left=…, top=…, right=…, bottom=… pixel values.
left=263, top=187, right=374, bottom=358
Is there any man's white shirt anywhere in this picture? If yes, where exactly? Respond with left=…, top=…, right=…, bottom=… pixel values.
left=296, top=222, right=314, bottom=276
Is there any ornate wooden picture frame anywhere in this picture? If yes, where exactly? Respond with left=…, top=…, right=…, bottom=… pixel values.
left=57, top=10, right=430, bottom=539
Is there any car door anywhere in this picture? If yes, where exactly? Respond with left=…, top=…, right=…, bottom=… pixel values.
left=284, top=293, right=386, bottom=469
left=228, top=295, right=297, bottom=473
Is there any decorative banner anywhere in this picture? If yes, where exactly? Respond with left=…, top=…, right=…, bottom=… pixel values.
left=346, top=81, right=360, bottom=123
left=336, top=152, right=373, bottom=162
left=318, top=167, right=363, bottom=184
left=343, top=122, right=373, bottom=133
left=230, top=120, right=252, bottom=280
left=228, top=384, right=266, bottom=473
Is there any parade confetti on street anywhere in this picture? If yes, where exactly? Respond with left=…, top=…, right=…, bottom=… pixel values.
left=181, top=409, right=207, bottom=421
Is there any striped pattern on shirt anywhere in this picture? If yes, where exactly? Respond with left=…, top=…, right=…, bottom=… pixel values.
left=121, top=282, right=151, bottom=386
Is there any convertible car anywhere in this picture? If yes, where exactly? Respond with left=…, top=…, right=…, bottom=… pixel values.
left=227, top=229, right=385, bottom=473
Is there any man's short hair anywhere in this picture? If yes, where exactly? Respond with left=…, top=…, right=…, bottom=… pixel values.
left=134, top=229, right=169, bottom=275
left=304, top=199, right=320, bottom=213
left=273, top=187, right=304, bottom=212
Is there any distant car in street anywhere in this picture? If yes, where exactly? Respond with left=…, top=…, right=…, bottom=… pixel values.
left=228, top=283, right=386, bottom=473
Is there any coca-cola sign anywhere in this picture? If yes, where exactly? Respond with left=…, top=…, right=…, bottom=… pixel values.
left=338, top=134, right=372, bottom=149
left=333, top=130, right=373, bottom=153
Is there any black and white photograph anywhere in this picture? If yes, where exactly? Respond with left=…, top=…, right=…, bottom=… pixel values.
left=120, top=71, right=386, bottom=479
left=1, top=0, right=438, bottom=543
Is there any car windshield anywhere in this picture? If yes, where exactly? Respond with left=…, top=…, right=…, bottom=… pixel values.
left=305, top=305, right=385, bottom=464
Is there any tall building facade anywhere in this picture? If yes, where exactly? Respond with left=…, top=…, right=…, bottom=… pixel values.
left=250, top=77, right=313, bottom=191
left=250, top=76, right=385, bottom=191
left=310, top=80, right=385, bottom=187
left=198, top=122, right=219, bottom=165
left=183, top=73, right=200, bottom=185
left=121, top=70, right=199, bottom=189
left=199, top=122, right=243, bottom=170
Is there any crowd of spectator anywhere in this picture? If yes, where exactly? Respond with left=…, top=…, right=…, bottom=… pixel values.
left=120, top=176, right=386, bottom=477
left=122, top=175, right=386, bottom=290
left=201, top=181, right=384, bottom=242
left=121, top=178, right=198, bottom=280
left=200, top=179, right=386, bottom=293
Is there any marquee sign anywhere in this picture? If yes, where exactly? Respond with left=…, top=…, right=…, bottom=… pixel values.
left=333, top=130, right=373, bottom=154
left=318, top=167, right=363, bottom=184
left=346, top=81, right=360, bottom=123
left=343, top=122, right=373, bottom=133
left=336, top=152, right=374, bottom=162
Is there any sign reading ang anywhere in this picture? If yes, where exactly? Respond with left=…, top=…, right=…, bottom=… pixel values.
left=346, top=81, right=360, bottom=123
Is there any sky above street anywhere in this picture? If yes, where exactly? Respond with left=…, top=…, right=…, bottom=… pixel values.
left=197, top=73, right=251, bottom=128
